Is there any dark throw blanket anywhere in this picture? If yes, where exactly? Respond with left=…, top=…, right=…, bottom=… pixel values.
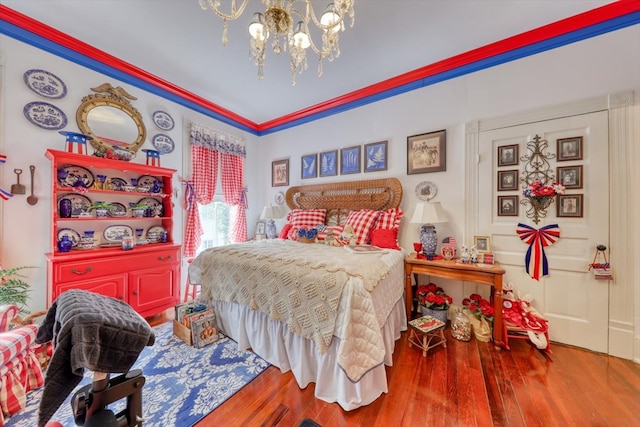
left=35, top=290, right=155, bottom=426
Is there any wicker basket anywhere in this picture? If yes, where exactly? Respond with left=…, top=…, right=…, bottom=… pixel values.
left=298, top=237, right=316, bottom=244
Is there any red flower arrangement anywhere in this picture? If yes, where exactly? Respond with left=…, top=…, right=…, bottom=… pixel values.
left=416, top=283, right=453, bottom=311
left=462, top=293, right=495, bottom=322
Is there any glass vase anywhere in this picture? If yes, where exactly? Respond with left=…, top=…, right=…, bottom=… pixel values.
left=57, top=235, right=73, bottom=253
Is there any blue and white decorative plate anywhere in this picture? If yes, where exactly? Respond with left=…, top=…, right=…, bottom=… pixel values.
left=146, top=225, right=166, bottom=243
left=152, top=111, right=174, bottom=131
left=137, top=175, right=161, bottom=188
left=107, top=202, right=127, bottom=217
left=109, top=177, right=128, bottom=191
left=151, top=134, right=175, bottom=154
left=103, top=225, right=134, bottom=242
left=23, top=69, right=67, bottom=99
left=57, top=228, right=81, bottom=247
left=23, top=101, right=67, bottom=130
left=58, top=164, right=94, bottom=188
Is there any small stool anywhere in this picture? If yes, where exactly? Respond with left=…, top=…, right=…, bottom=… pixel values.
left=59, top=131, right=92, bottom=155
left=183, top=258, right=200, bottom=302
left=408, top=316, right=447, bottom=357
left=142, top=149, right=161, bottom=167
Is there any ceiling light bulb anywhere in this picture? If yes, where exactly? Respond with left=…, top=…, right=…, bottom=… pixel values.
left=320, top=4, right=341, bottom=32
left=293, top=22, right=311, bottom=49
left=248, top=13, right=267, bottom=41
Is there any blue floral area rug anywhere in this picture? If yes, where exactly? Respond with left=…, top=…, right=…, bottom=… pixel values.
left=7, top=322, right=269, bottom=426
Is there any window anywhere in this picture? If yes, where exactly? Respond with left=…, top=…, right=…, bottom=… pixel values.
left=196, top=199, right=235, bottom=255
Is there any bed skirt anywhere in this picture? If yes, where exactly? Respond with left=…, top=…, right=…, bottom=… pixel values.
left=210, top=295, right=407, bottom=410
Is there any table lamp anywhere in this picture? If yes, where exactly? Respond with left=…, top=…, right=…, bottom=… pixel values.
left=410, top=202, right=448, bottom=259
left=260, top=204, right=284, bottom=239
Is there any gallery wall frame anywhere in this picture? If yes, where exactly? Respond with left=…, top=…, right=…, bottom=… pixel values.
left=497, top=169, right=519, bottom=191
left=557, top=194, right=583, bottom=218
left=498, top=195, right=518, bottom=216
left=319, top=150, right=338, bottom=177
left=557, top=165, right=583, bottom=189
left=498, top=144, right=519, bottom=167
left=557, top=136, right=583, bottom=161
left=407, top=130, right=446, bottom=174
left=364, top=140, right=388, bottom=172
left=301, top=153, right=317, bottom=179
left=340, top=145, right=361, bottom=175
left=272, top=158, right=289, bottom=187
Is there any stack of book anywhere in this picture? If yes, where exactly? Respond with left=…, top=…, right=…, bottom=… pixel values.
left=173, top=301, right=221, bottom=348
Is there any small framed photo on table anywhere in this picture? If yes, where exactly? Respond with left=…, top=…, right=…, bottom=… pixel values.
left=557, top=194, right=583, bottom=218
left=255, top=220, right=266, bottom=239
left=272, top=159, right=289, bottom=187
left=473, top=236, right=491, bottom=253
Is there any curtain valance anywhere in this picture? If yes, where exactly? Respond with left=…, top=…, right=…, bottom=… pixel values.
left=189, top=123, right=246, bottom=158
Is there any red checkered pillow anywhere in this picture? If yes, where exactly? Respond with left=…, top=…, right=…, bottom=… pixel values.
left=344, top=209, right=381, bottom=245
left=374, top=208, right=403, bottom=229
left=287, top=209, right=326, bottom=228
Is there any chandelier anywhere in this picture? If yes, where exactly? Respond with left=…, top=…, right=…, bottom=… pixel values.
left=198, top=0, right=355, bottom=85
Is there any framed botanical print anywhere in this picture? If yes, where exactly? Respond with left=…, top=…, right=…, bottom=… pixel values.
left=271, top=159, right=289, bottom=187
left=557, top=194, right=583, bottom=218
left=498, top=195, right=518, bottom=216
left=498, top=144, right=519, bottom=167
left=557, top=165, right=583, bottom=189
left=497, top=170, right=518, bottom=191
left=364, top=140, right=388, bottom=172
left=340, top=145, right=361, bottom=175
left=407, top=130, right=446, bottom=174
left=319, top=150, right=338, bottom=177
left=301, top=153, right=317, bottom=179
left=557, top=136, right=583, bottom=161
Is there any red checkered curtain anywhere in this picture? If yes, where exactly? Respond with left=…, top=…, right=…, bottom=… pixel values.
left=184, top=124, right=246, bottom=257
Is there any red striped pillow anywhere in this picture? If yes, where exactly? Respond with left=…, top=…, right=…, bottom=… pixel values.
left=375, top=208, right=403, bottom=229
left=344, top=209, right=381, bottom=245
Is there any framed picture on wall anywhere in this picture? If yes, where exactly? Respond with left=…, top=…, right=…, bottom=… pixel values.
left=364, top=140, right=388, bottom=172
left=301, top=153, right=317, bottom=179
left=497, top=144, right=519, bottom=166
left=557, top=136, right=583, bottom=161
left=319, top=150, right=338, bottom=177
left=498, top=195, right=518, bottom=216
left=272, top=159, right=289, bottom=187
left=340, top=145, right=361, bottom=175
left=497, top=170, right=518, bottom=191
left=557, top=194, right=583, bottom=218
left=407, top=130, right=446, bottom=174
left=557, top=165, right=583, bottom=189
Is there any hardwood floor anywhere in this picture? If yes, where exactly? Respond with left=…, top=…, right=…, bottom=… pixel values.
left=150, top=314, right=640, bottom=427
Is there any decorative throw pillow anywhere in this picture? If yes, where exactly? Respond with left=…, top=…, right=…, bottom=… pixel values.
left=278, top=223, right=293, bottom=239
left=287, top=209, right=327, bottom=228
left=370, top=228, right=401, bottom=250
left=316, top=225, right=344, bottom=242
left=375, top=207, right=403, bottom=230
left=344, top=209, right=381, bottom=245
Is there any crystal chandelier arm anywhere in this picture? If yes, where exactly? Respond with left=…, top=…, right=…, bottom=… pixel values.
left=199, top=0, right=250, bottom=21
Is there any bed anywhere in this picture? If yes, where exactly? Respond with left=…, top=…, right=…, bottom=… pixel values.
left=188, top=178, right=406, bottom=410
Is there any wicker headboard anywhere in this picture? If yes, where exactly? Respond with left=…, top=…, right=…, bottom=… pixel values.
left=285, top=178, right=403, bottom=214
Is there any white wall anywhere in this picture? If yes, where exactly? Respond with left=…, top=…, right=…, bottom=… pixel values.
left=0, top=24, right=638, bottom=358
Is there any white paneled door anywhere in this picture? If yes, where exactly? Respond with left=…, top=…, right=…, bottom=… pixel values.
left=477, top=111, right=609, bottom=352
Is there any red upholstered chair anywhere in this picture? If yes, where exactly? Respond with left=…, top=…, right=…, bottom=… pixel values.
left=0, top=305, right=44, bottom=424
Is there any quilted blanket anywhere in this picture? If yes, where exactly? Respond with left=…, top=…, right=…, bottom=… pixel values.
left=190, top=240, right=403, bottom=380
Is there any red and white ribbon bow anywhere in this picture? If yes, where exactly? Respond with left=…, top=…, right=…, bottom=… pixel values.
left=516, top=223, right=560, bottom=280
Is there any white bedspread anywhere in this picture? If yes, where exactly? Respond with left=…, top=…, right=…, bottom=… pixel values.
left=189, top=240, right=405, bottom=382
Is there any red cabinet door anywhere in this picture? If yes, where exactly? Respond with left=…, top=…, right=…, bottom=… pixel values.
left=129, top=264, right=179, bottom=316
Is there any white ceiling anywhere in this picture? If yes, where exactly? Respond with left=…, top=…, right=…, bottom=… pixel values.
left=4, top=1, right=614, bottom=124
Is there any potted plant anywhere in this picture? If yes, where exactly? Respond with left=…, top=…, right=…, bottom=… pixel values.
left=128, top=202, right=148, bottom=218
left=88, top=201, right=112, bottom=218
left=0, top=265, right=33, bottom=313
left=416, top=283, right=452, bottom=326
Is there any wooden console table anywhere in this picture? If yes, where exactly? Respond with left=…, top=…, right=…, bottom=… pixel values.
left=405, top=256, right=506, bottom=348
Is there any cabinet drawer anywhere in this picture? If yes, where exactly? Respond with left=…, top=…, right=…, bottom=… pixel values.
left=54, top=248, right=179, bottom=284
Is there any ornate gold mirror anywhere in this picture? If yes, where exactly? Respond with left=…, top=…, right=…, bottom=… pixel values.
left=76, top=83, right=146, bottom=155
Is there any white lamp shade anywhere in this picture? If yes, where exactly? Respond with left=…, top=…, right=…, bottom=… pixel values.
left=410, top=202, right=448, bottom=224
left=260, top=205, right=284, bottom=220
left=248, top=13, right=267, bottom=41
